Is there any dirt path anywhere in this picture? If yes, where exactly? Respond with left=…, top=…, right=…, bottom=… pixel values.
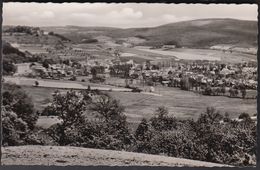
left=2, top=146, right=231, bottom=167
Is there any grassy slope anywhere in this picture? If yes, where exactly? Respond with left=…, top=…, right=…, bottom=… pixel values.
left=2, top=145, right=231, bottom=167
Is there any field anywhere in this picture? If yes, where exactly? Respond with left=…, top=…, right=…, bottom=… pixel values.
left=135, top=47, right=220, bottom=61
left=109, top=86, right=256, bottom=123
left=131, top=46, right=256, bottom=63
left=18, top=82, right=256, bottom=130
left=117, top=46, right=175, bottom=62
left=115, top=45, right=257, bottom=64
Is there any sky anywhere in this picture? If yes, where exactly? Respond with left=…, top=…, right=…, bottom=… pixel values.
left=3, top=3, right=258, bottom=28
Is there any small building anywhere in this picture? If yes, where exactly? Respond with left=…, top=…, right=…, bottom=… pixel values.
left=162, top=45, right=176, bottom=49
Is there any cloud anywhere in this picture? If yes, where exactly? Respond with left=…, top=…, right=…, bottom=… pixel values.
left=162, top=14, right=191, bottom=23
left=70, top=12, right=95, bottom=19
left=3, top=3, right=257, bottom=28
left=40, top=11, right=55, bottom=19
left=108, top=8, right=143, bottom=19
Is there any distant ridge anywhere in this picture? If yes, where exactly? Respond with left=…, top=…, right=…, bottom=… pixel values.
left=41, top=18, right=257, bottom=48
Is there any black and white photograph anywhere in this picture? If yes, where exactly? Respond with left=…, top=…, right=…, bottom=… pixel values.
left=0, top=2, right=258, bottom=167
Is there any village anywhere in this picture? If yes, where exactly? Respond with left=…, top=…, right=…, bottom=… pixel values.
left=12, top=48, right=257, bottom=99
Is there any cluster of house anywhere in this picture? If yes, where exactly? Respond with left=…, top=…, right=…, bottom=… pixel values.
left=16, top=58, right=112, bottom=80
left=126, top=59, right=257, bottom=90
left=12, top=42, right=257, bottom=91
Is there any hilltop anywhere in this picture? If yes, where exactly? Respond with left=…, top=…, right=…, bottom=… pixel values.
left=2, top=145, right=231, bottom=167
left=41, top=18, right=257, bottom=48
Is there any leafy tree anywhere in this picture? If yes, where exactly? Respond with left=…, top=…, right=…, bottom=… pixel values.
left=240, top=88, right=247, bottom=99
left=180, top=77, right=190, bottom=90
left=197, top=107, right=223, bottom=125
left=3, top=83, right=38, bottom=129
left=35, top=81, right=39, bottom=86
left=3, top=59, right=17, bottom=75
left=69, top=76, right=77, bottom=81
left=223, top=112, right=231, bottom=122
left=150, top=106, right=177, bottom=131
left=145, top=60, right=151, bottom=70
left=156, top=106, right=168, bottom=117
left=46, top=90, right=91, bottom=145
left=90, top=94, right=134, bottom=149
left=2, top=107, right=28, bottom=146
left=63, top=59, right=70, bottom=66
left=41, top=105, right=56, bottom=116
left=135, top=118, right=149, bottom=141
left=221, top=86, right=226, bottom=95
left=48, top=31, right=54, bottom=35
left=91, top=67, right=97, bottom=78
left=90, top=94, right=125, bottom=122
left=204, top=86, right=212, bottom=95
left=229, top=88, right=239, bottom=98
left=110, top=64, right=131, bottom=78
left=42, top=59, right=50, bottom=68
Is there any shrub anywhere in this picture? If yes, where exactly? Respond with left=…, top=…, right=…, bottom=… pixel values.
left=238, top=113, right=251, bottom=121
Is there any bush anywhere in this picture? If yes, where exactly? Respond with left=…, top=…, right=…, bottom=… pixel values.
left=238, top=113, right=251, bottom=120
left=69, top=76, right=77, bottom=81
left=90, top=76, right=105, bottom=83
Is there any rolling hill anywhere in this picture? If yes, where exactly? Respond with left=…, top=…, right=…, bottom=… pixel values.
left=116, top=18, right=257, bottom=47
left=42, top=18, right=257, bottom=48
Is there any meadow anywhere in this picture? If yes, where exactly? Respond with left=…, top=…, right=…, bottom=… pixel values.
left=133, top=47, right=256, bottom=63
left=20, top=83, right=256, bottom=130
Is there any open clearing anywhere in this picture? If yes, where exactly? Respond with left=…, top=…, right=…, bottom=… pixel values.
left=2, top=145, right=230, bottom=167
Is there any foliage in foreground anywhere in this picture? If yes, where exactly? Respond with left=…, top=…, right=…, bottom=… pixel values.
left=134, top=107, right=256, bottom=166
left=2, top=86, right=256, bottom=166
left=45, top=90, right=134, bottom=150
